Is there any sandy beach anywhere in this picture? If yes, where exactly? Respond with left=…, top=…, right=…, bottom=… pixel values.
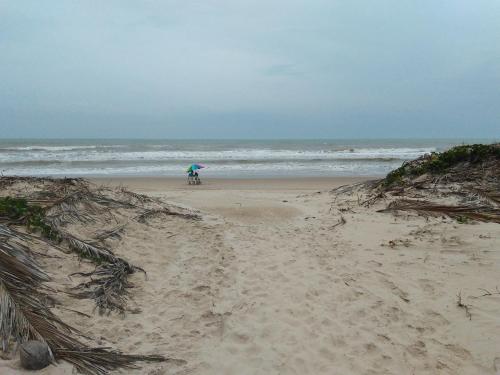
left=1, top=176, right=499, bottom=375
left=80, top=176, right=498, bottom=375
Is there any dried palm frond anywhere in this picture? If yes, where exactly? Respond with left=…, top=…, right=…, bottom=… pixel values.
left=0, top=228, right=73, bottom=352
left=94, top=223, right=127, bottom=241
left=330, top=180, right=376, bottom=195
left=56, top=347, right=165, bottom=375
left=63, top=234, right=120, bottom=264
left=61, top=192, right=94, bottom=209
left=90, top=190, right=136, bottom=209
left=70, top=261, right=139, bottom=315
left=118, top=187, right=156, bottom=204
left=38, top=194, right=142, bottom=315
left=0, top=224, right=30, bottom=241
left=379, top=199, right=500, bottom=223
left=477, top=190, right=500, bottom=205
left=0, top=224, right=166, bottom=374
left=45, top=201, right=96, bottom=226
left=46, top=187, right=132, bottom=224
left=60, top=223, right=145, bottom=315
left=0, top=177, right=182, bottom=371
left=360, top=191, right=386, bottom=207
left=0, top=176, right=19, bottom=190
left=62, top=232, right=141, bottom=268
left=135, top=208, right=201, bottom=223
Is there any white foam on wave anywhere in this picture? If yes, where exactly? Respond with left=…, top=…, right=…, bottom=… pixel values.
left=0, top=140, right=443, bottom=177
left=1, top=146, right=98, bottom=152
left=0, top=147, right=435, bottom=163
left=3, top=159, right=405, bottom=177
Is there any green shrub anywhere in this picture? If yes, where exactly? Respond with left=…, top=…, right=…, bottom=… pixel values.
left=0, top=197, right=60, bottom=240
left=383, top=143, right=500, bottom=187
left=0, top=196, right=29, bottom=219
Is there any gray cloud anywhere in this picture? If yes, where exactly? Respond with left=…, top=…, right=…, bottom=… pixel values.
left=1, top=0, right=499, bottom=138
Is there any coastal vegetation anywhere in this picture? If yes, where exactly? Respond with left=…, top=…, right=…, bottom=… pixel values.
left=377, top=143, right=500, bottom=223
left=383, top=143, right=500, bottom=187
left=0, top=196, right=58, bottom=239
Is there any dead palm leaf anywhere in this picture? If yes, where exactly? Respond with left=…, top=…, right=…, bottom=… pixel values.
left=379, top=199, right=500, bottom=223
left=0, top=224, right=166, bottom=374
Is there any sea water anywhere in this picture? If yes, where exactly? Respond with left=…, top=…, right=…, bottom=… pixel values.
left=0, top=139, right=495, bottom=178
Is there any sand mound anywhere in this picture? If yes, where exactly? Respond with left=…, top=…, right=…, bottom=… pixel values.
left=363, top=144, right=500, bottom=223
left=0, top=177, right=202, bottom=374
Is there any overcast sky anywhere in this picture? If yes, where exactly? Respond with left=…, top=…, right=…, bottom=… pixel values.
left=1, top=1, right=499, bottom=139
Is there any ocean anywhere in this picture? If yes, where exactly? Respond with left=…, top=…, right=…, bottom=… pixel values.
left=0, top=139, right=495, bottom=178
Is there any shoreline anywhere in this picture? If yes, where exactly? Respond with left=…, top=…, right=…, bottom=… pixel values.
left=90, top=176, right=376, bottom=192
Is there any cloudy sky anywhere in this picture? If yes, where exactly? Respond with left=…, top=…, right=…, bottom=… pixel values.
left=1, top=1, right=499, bottom=138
